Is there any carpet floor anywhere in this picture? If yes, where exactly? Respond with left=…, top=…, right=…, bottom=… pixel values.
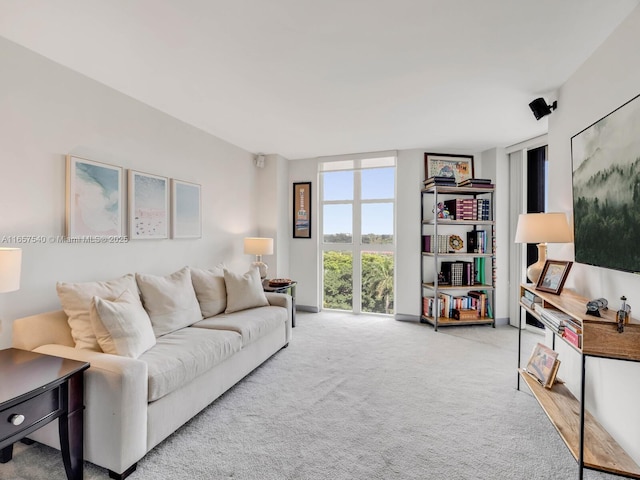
left=1, top=311, right=626, bottom=479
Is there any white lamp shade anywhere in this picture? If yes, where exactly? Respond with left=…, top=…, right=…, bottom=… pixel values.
left=0, top=248, right=22, bottom=293
left=243, top=237, right=274, bottom=256
left=514, top=213, right=573, bottom=244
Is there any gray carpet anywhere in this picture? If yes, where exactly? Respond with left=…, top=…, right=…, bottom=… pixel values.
left=1, top=312, right=623, bottom=479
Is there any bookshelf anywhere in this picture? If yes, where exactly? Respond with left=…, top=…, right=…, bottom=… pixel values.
left=420, top=184, right=495, bottom=331
left=518, top=283, right=640, bottom=479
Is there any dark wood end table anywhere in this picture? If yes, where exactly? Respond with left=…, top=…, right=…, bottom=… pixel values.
left=0, top=348, right=89, bottom=480
left=263, top=280, right=297, bottom=327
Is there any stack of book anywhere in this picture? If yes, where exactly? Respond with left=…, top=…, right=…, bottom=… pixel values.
left=440, top=261, right=475, bottom=286
left=423, top=176, right=456, bottom=188
left=467, top=230, right=488, bottom=253
left=561, top=317, right=583, bottom=348
left=537, top=308, right=582, bottom=348
left=431, top=292, right=487, bottom=319
left=441, top=198, right=491, bottom=220
left=458, top=178, right=495, bottom=188
left=423, top=234, right=454, bottom=253
left=520, top=289, right=542, bottom=310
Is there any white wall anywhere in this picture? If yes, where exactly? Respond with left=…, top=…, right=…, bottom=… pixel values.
left=0, top=37, right=259, bottom=347
left=547, top=5, right=640, bottom=463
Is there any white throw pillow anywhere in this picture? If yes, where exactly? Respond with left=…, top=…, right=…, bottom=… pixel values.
left=136, top=266, right=202, bottom=337
left=224, top=267, right=269, bottom=314
left=89, top=289, right=156, bottom=358
left=56, top=274, right=138, bottom=350
left=190, top=266, right=227, bottom=317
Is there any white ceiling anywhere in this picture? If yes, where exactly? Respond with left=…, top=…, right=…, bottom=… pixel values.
left=0, top=0, right=638, bottom=159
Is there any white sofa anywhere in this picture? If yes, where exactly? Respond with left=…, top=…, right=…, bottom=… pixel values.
left=11, top=266, right=292, bottom=479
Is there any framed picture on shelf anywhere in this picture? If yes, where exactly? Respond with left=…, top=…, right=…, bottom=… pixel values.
left=128, top=170, right=169, bottom=240
left=424, top=153, right=474, bottom=184
left=535, top=260, right=573, bottom=295
left=293, top=182, right=311, bottom=238
left=525, top=342, right=561, bottom=389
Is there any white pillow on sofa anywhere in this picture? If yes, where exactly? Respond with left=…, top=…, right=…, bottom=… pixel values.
left=56, top=274, right=138, bottom=350
left=90, top=289, right=156, bottom=358
left=136, top=266, right=202, bottom=337
left=224, top=267, right=269, bottom=314
left=190, top=266, right=226, bottom=317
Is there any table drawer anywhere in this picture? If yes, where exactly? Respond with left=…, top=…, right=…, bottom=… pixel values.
left=0, top=388, right=60, bottom=440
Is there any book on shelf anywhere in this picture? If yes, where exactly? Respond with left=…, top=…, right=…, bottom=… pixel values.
left=562, top=327, right=582, bottom=348
left=457, top=178, right=495, bottom=188
left=452, top=308, right=480, bottom=320
left=467, top=229, right=488, bottom=254
left=423, top=176, right=456, bottom=188
left=525, top=342, right=561, bottom=389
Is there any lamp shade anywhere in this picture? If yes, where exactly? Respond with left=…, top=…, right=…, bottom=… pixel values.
left=514, top=213, right=572, bottom=244
left=243, top=237, right=274, bottom=256
left=0, top=248, right=22, bottom=293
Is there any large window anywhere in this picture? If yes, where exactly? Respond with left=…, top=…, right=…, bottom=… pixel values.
left=320, top=155, right=396, bottom=314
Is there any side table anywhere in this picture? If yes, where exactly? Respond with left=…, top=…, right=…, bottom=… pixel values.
left=263, top=280, right=297, bottom=327
left=0, top=348, right=89, bottom=480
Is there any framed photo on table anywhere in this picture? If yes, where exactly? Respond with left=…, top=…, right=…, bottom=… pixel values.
left=536, top=260, right=573, bottom=295
left=293, top=182, right=312, bottom=238
left=424, top=153, right=474, bottom=184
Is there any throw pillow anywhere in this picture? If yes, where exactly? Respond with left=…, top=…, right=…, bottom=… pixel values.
left=56, top=274, right=138, bottom=350
left=89, top=289, right=156, bottom=358
left=224, top=267, right=269, bottom=314
left=136, top=266, right=202, bottom=337
left=190, top=266, right=227, bottom=317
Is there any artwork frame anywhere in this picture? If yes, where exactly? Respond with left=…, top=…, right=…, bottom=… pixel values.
left=525, top=342, right=560, bottom=389
left=536, top=260, right=573, bottom=295
left=571, top=92, right=640, bottom=274
left=171, top=179, right=202, bottom=239
left=65, top=155, right=124, bottom=237
left=293, top=182, right=312, bottom=239
left=128, top=170, right=169, bottom=240
left=424, top=153, right=474, bottom=184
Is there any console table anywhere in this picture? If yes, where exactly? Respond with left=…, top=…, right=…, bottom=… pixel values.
left=517, top=284, right=640, bottom=479
left=0, top=348, right=89, bottom=480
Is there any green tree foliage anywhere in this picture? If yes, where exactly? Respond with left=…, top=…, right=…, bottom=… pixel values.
left=323, top=251, right=353, bottom=310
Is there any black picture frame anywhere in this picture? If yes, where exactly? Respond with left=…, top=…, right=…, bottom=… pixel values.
left=293, top=182, right=311, bottom=239
left=536, top=260, right=573, bottom=295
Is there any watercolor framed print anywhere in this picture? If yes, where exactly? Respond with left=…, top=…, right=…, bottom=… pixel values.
left=128, top=170, right=169, bottom=240
left=65, top=155, right=124, bottom=237
left=171, top=179, right=201, bottom=239
left=293, top=182, right=311, bottom=238
left=424, top=153, right=474, bottom=184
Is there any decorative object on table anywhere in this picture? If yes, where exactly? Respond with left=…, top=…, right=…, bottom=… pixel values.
left=128, top=170, right=169, bottom=239
left=571, top=92, right=640, bottom=275
left=433, top=202, right=451, bottom=219
left=616, top=296, right=632, bottom=333
left=293, top=182, right=311, bottom=238
left=448, top=234, right=464, bottom=251
left=424, top=153, right=474, bottom=184
left=535, top=260, right=573, bottom=295
left=514, top=212, right=573, bottom=283
left=170, top=179, right=201, bottom=239
left=66, top=155, right=124, bottom=237
left=585, top=298, right=608, bottom=317
left=244, top=237, right=273, bottom=279
left=268, top=278, right=292, bottom=287
left=525, top=342, right=561, bottom=389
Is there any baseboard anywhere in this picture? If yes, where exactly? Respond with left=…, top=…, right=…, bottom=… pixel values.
left=394, top=314, right=420, bottom=322
left=296, top=305, right=320, bottom=313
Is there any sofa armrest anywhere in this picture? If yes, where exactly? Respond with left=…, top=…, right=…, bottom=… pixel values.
left=13, top=310, right=74, bottom=350
left=265, top=292, right=292, bottom=342
left=32, top=344, right=149, bottom=474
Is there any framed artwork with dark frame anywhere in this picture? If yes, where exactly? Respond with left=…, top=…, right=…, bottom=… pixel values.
left=536, top=260, right=573, bottom=295
left=424, top=153, right=474, bottom=184
left=293, top=182, right=311, bottom=238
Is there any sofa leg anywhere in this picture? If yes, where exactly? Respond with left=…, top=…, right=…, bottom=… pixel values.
left=109, top=463, right=137, bottom=480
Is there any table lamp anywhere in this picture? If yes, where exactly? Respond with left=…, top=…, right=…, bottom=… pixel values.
left=0, top=248, right=22, bottom=333
left=243, top=237, right=273, bottom=279
left=514, top=213, right=572, bottom=283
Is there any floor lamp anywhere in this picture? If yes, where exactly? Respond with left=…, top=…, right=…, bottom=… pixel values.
left=0, top=247, right=22, bottom=333
left=514, top=213, right=572, bottom=283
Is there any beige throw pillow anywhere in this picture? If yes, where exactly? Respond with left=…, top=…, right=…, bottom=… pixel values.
left=136, top=266, right=202, bottom=337
left=90, top=289, right=156, bottom=358
left=190, top=266, right=227, bottom=317
left=56, top=274, right=138, bottom=350
left=224, top=267, right=269, bottom=314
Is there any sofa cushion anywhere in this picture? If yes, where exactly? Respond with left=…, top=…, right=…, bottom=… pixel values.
left=57, top=274, right=138, bottom=350
left=139, top=327, right=242, bottom=402
left=190, top=266, right=226, bottom=317
left=136, top=267, right=202, bottom=338
left=191, top=305, right=285, bottom=347
left=90, top=289, right=156, bottom=358
left=224, top=267, right=268, bottom=314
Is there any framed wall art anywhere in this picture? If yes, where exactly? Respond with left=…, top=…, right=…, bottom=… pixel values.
left=424, top=153, right=474, bottom=183
left=65, top=155, right=124, bottom=237
left=536, top=260, right=573, bottom=295
left=293, top=182, right=311, bottom=238
left=128, top=170, right=169, bottom=240
left=171, top=179, right=201, bottom=239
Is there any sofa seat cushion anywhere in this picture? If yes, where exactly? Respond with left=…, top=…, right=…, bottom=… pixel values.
left=190, top=306, right=286, bottom=347
left=140, top=327, right=242, bottom=402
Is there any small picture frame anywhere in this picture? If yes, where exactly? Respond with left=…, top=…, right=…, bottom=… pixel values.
left=525, top=342, right=560, bottom=389
left=424, top=153, right=474, bottom=184
left=293, top=182, right=311, bottom=239
left=536, top=260, right=573, bottom=295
